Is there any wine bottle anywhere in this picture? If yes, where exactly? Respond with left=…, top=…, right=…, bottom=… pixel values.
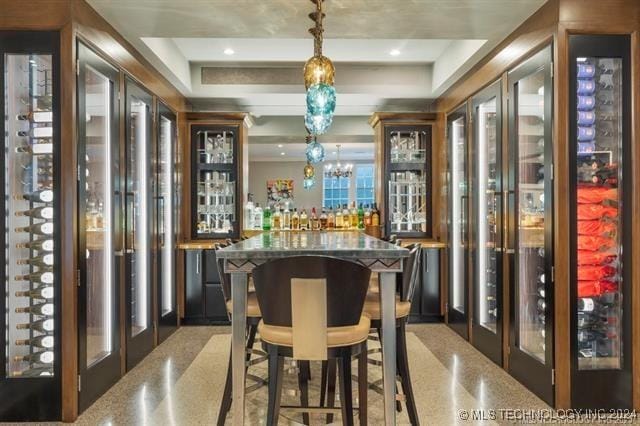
left=12, top=367, right=53, bottom=377
left=311, top=207, right=320, bottom=230
left=15, top=222, right=54, bottom=236
left=17, top=127, right=53, bottom=138
left=16, top=238, right=54, bottom=252
left=17, top=111, right=53, bottom=123
left=16, top=318, right=54, bottom=333
left=578, top=298, right=597, bottom=312
left=537, top=284, right=545, bottom=298
left=30, top=95, right=53, bottom=110
left=15, top=284, right=54, bottom=300
left=577, top=63, right=596, bottom=79
left=17, top=253, right=54, bottom=267
left=577, top=79, right=596, bottom=95
left=371, top=203, right=380, bottom=226
left=577, top=111, right=596, bottom=126
left=16, top=142, right=53, bottom=155
left=577, top=95, right=596, bottom=111
left=357, top=203, right=365, bottom=229
left=291, top=208, right=300, bottom=230
left=20, top=189, right=54, bottom=203
left=16, top=335, right=54, bottom=349
left=578, top=329, right=605, bottom=343
left=15, top=206, right=54, bottom=220
left=15, top=350, right=54, bottom=365
left=15, top=302, right=54, bottom=316
left=15, top=271, right=54, bottom=284
left=537, top=299, right=546, bottom=313
left=577, top=126, right=596, bottom=142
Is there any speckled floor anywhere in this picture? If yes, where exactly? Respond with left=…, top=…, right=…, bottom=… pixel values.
left=12, top=324, right=555, bottom=425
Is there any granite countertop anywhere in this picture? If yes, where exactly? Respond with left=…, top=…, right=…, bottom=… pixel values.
left=216, top=231, right=409, bottom=259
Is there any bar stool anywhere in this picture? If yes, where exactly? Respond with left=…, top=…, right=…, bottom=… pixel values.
left=215, top=242, right=267, bottom=426
left=362, top=243, right=422, bottom=425
left=252, top=256, right=371, bottom=426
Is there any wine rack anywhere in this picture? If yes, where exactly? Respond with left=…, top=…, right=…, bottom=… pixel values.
left=4, top=52, right=57, bottom=379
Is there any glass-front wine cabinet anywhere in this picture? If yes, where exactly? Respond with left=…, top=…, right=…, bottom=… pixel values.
left=569, top=35, right=632, bottom=409
left=0, top=31, right=61, bottom=420
left=507, top=45, right=554, bottom=405
left=190, top=125, right=240, bottom=239
left=384, top=125, right=432, bottom=237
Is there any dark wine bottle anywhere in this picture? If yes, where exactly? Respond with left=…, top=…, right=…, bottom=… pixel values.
left=14, top=350, right=54, bottom=365
left=15, top=142, right=53, bottom=155
left=16, top=318, right=54, bottom=333
left=15, top=271, right=54, bottom=284
left=15, top=335, right=54, bottom=349
left=12, top=367, right=53, bottom=377
left=15, top=302, right=54, bottom=316
left=15, top=206, right=54, bottom=219
left=16, top=238, right=54, bottom=251
left=16, top=111, right=52, bottom=123
left=17, top=253, right=54, bottom=267
left=15, top=222, right=54, bottom=236
left=20, top=189, right=53, bottom=203
left=15, top=284, right=53, bottom=300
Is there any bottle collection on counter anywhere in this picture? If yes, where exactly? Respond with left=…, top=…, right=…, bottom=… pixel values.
left=244, top=197, right=380, bottom=231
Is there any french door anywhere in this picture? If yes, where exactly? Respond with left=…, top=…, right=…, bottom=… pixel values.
left=77, top=42, right=122, bottom=410
left=124, top=78, right=154, bottom=369
left=156, top=102, right=177, bottom=343
left=507, top=45, right=554, bottom=405
left=447, top=103, right=469, bottom=340
left=471, top=80, right=503, bottom=365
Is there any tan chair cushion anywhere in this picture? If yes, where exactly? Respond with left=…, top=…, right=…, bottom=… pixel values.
left=258, top=315, right=371, bottom=348
left=225, top=292, right=261, bottom=318
left=362, top=292, right=411, bottom=320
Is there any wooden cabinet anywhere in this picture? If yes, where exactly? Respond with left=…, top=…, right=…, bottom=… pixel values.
left=183, top=249, right=229, bottom=324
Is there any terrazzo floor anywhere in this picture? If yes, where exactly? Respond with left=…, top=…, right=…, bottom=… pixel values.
left=10, top=324, right=556, bottom=425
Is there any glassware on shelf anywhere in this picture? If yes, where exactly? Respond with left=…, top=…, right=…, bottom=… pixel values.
left=198, top=130, right=234, bottom=165
left=389, top=130, right=427, bottom=163
left=388, top=171, right=427, bottom=233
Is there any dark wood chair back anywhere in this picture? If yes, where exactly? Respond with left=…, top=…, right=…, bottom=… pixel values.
left=401, top=244, right=422, bottom=303
left=252, top=256, right=371, bottom=328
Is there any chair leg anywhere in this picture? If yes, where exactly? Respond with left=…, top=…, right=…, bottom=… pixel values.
left=338, top=354, right=354, bottom=426
left=246, top=324, right=257, bottom=364
left=216, top=346, right=233, bottom=426
left=397, top=322, right=419, bottom=426
left=267, top=345, right=284, bottom=426
left=358, top=348, right=368, bottom=426
left=319, top=360, right=328, bottom=407
left=298, top=360, right=310, bottom=425
left=326, top=359, right=337, bottom=424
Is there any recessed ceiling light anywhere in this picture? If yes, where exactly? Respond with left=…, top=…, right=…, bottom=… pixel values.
left=277, top=144, right=283, bottom=148
left=223, top=48, right=235, bottom=55
left=280, top=152, right=285, bottom=156
left=389, top=49, right=401, bottom=56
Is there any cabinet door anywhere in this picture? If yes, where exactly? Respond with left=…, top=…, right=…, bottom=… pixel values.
left=447, top=104, right=469, bottom=339
left=569, top=35, right=632, bottom=409
left=77, top=42, right=122, bottom=412
left=507, top=45, right=554, bottom=405
left=471, top=80, right=504, bottom=366
left=184, top=250, right=204, bottom=319
left=124, top=78, right=154, bottom=370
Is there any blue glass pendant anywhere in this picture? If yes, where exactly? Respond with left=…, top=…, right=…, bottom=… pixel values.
left=306, top=83, right=336, bottom=115
left=303, top=176, right=315, bottom=189
left=305, top=139, right=325, bottom=163
left=304, top=112, right=333, bottom=135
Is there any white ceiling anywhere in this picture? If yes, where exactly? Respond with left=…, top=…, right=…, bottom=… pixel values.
left=250, top=142, right=374, bottom=163
left=87, top=0, right=547, bottom=160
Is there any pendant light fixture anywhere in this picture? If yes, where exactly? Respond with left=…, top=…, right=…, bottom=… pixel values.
left=324, top=144, right=353, bottom=178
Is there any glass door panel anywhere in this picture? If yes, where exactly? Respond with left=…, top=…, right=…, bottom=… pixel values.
left=159, top=114, right=174, bottom=317
left=83, top=64, right=114, bottom=366
left=476, top=97, right=499, bottom=334
left=450, top=114, right=467, bottom=314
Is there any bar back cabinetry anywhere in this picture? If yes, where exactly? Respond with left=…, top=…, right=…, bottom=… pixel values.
left=184, top=249, right=229, bottom=324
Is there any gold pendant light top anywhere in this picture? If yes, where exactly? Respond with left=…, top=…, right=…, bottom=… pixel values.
left=303, top=162, right=315, bottom=178
left=304, top=0, right=335, bottom=89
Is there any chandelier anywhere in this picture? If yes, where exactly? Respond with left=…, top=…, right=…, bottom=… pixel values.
left=304, top=0, right=336, bottom=136
left=324, top=145, right=352, bottom=178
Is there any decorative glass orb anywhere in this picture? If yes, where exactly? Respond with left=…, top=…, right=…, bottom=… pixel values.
left=306, top=83, right=336, bottom=116
left=303, top=163, right=315, bottom=179
left=305, top=139, right=325, bottom=163
left=304, top=111, right=333, bottom=135
left=303, top=55, right=335, bottom=89
left=303, top=176, right=315, bottom=189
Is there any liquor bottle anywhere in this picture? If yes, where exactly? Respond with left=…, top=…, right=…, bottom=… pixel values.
left=15, top=302, right=54, bottom=316
left=364, top=204, right=372, bottom=226
left=300, top=209, right=309, bottom=230
left=244, top=194, right=255, bottom=230
left=291, top=209, right=300, bottom=230
left=310, top=207, right=319, bottom=230
left=335, top=206, right=343, bottom=229
left=15, top=271, right=54, bottom=284
left=16, top=318, right=54, bottom=333
left=327, top=208, right=335, bottom=229
left=349, top=203, right=358, bottom=229
left=17, top=111, right=53, bottom=123
left=272, top=209, right=282, bottom=230
left=319, top=208, right=328, bottom=229
left=357, top=203, right=365, bottom=229
left=342, top=204, right=350, bottom=229
left=20, top=189, right=54, bottom=203
left=17, top=127, right=53, bottom=138
left=15, top=350, right=54, bottom=365
left=253, top=203, right=263, bottom=229
left=16, top=335, right=54, bottom=350
left=591, top=166, right=617, bottom=185
left=283, top=205, right=291, bottom=230
left=15, top=284, right=54, bottom=300
left=15, top=222, right=54, bottom=236
left=12, top=367, right=53, bottom=377
left=16, top=142, right=53, bottom=155
left=371, top=203, right=380, bottom=226
left=262, top=206, right=271, bottom=231
left=15, top=206, right=54, bottom=220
